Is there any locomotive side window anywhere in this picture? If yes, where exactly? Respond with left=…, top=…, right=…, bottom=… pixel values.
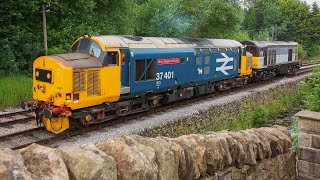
left=202, top=48, right=209, bottom=54
left=180, top=58, right=187, bottom=63
left=196, top=56, right=203, bottom=65
left=211, top=48, right=218, bottom=53
left=135, top=59, right=156, bottom=81
left=135, top=60, right=145, bottom=81
left=204, top=56, right=211, bottom=65
left=146, top=59, right=156, bottom=80
left=220, top=48, right=226, bottom=53
left=106, top=52, right=118, bottom=66
left=232, top=47, right=238, bottom=52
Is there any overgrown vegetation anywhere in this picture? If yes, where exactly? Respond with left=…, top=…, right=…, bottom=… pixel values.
left=143, top=67, right=320, bottom=139
left=0, top=75, right=32, bottom=109
left=215, top=83, right=302, bottom=131
left=143, top=82, right=303, bottom=138
left=1, top=0, right=320, bottom=75
left=299, top=67, right=320, bottom=111
left=291, top=67, right=320, bottom=151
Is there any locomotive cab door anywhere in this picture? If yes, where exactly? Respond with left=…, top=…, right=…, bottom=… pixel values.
left=120, top=49, right=130, bottom=88
left=101, top=48, right=121, bottom=101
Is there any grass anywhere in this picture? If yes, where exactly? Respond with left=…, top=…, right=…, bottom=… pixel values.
left=303, top=55, right=320, bottom=62
left=0, top=74, right=32, bottom=109
left=142, top=82, right=304, bottom=138
left=214, top=83, right=302, bottom=132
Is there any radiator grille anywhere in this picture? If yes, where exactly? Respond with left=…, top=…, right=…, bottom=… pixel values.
left=73, top=71, right=86, bottom=92
left=246, top=56, right=253, bottom=70
left=87, top=70, right=100, bottom=96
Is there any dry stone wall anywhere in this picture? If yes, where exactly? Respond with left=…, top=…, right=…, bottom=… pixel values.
left=0, top=125, right=295, bottom=180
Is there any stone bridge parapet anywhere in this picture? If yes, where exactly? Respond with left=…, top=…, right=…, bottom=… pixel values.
left=0, top=126, right=295, bottom=180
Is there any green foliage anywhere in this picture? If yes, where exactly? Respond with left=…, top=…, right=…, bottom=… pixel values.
left=143, top=83, right=303, bottom=137
left=136, top=0, right=190, bottom=37
left=0, top=0, right=138, bottom=74
left=1, top=0, right=320, bottom=75
left=299, top=67, right=320, bottom=112
left=252, top=106, right=267, bottom=127
left=0, top=75, right=32, bottom=109
left=291, top=119, right=299, bottom=152
left=215, top=83, right=302, bottom=131
left=298, top=45, right=308, bottom=60
left=244, top=0, right=320, bottom=57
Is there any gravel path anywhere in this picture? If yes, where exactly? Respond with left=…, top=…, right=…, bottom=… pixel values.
left=49, top=73, right=311, bottom=147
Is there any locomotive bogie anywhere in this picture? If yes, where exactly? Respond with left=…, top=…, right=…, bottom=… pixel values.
left=42, top=117, right=69, bottom=134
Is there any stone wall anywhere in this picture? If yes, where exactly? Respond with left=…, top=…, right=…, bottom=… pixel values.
left=296, top=111, right=320, bottom=179
left=0, top=126, right=295, bottom=180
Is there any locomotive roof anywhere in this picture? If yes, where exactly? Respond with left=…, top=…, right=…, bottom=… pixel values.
left=90, top=35, right=243, bottom=49
left=50, top=53, right=102, bottom=69
left=241, top=41, right=298, bottom=48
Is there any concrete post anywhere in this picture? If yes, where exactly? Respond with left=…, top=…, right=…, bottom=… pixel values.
left=296, top=111, right=320, bottom=179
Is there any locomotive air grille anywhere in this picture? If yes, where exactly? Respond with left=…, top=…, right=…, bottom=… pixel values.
left=87, top=70, right=100, bottom=96
left=247, top=56, right=253, bottom=70
left=73, top=71, right=86, bottom=92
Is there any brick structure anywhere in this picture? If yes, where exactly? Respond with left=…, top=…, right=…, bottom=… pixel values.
left=296, top=111, right=320, bottom=179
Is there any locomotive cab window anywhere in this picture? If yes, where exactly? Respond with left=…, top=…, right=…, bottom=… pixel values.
left=245, top=46, right=259, bottom=57
left=104, top=52, right=119, bottom=66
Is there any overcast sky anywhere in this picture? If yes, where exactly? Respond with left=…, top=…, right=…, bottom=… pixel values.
left=304, top=0, right=320, bottom=5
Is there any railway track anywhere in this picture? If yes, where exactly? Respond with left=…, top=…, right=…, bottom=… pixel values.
left=0, top=62, right=317, bottom=150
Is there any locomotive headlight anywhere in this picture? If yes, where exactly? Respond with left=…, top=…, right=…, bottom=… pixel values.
left=74, top=93, right=79, bottom=101
left=66, top=93, right=71, bottom=100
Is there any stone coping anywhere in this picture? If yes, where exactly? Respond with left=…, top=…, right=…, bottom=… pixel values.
left=296, top=111, right=320, bottom=121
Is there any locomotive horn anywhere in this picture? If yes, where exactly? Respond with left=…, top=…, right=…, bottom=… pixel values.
left=21, top=100, right=35, bottom=110
left=21, top=101, right=29, bottom=110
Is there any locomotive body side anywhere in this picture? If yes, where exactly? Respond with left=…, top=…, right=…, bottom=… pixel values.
left=21, top=35, right=260, bottom=134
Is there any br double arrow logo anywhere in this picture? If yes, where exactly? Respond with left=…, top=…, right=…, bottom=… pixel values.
left=216, top=53, right=234, bottom=75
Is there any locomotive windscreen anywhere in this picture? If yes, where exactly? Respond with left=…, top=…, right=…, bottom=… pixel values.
left=71, top=38, right=104, bottom=62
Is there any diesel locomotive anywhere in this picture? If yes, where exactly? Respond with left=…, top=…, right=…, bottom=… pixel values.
left=21, top=35, right=300, bottom=134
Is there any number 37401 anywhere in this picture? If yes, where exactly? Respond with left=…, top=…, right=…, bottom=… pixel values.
left=156, top=71, right=174, bottom=80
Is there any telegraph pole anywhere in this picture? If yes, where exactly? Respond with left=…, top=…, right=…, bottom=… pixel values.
left=42, top=4, right=48, bottom=56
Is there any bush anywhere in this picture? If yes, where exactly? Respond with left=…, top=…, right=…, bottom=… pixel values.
left=298, top=44, right=308, bottom=60
left=252, top=106, right=267, bottom=127
left=299, top=66, right=320, bottom=112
